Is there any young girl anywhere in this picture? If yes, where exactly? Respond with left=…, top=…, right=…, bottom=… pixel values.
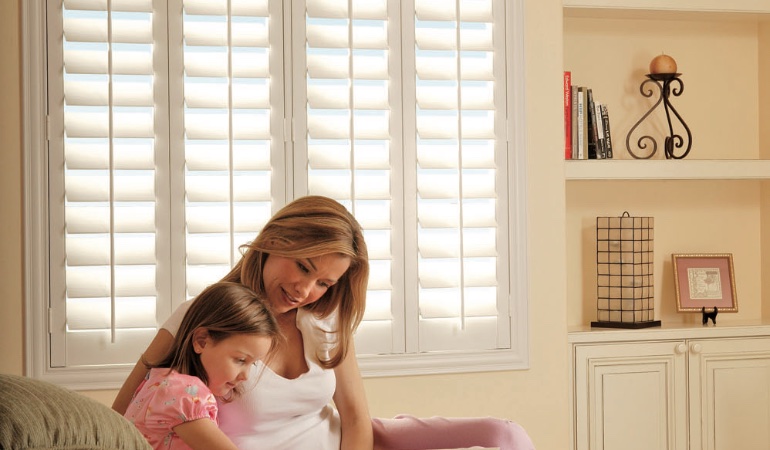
left=124, top=281, right=281, bottom=450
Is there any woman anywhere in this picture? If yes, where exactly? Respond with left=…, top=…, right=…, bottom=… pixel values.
left=113, top=196, right=534, bottom=450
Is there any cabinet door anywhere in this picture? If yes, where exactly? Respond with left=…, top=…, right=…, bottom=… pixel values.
left=688, top=337, right=770, bottom=450
left=573, top=341, right=688, bottom=450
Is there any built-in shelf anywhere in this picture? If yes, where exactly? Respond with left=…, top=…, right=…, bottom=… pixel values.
left=568, top=320, right=770, bottom=343
left=565, top=159, right=770, bottom=180
left=563, top=0, right=770, bottom=14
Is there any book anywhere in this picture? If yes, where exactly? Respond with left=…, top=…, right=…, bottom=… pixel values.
left=563, top=71, right=572, bottom=159
left=576, top=86, right=585, bottom=159
left=600, top=103, right=614, bottom=159
left=585, top=88, right=598, bottom=159
left=571, top=85, right=578, bottom=159
left=594, top=101, right=606, bottom=159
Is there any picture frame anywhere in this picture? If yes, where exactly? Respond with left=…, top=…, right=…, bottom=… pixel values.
left=672, top=253, right=738, bottom=312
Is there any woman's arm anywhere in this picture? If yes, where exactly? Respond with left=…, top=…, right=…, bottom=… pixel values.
left=173, top=418, right=240, bottom=450
left=111, top=329, right=174, bottom=414
left=333, top=341, right=373, bottom=450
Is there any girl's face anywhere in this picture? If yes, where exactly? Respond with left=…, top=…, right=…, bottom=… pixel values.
left=194, top=331, right=273, bottom=397
left=262, top=253, right=352, bottom=315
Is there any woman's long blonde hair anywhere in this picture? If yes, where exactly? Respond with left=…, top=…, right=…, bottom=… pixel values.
left=222, top=195, right=369, bottom=369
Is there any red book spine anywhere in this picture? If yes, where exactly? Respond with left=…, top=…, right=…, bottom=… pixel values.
left=563, top=71, right=572, bottom=159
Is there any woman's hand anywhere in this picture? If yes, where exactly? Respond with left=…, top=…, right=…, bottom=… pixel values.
left=111, top=329, right=174, bottom=415
left=333, top=341, right=373, bottom=450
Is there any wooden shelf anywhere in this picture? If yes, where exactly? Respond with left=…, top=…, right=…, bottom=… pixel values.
left=568, top=320, right=770, bottom=343
left=563, top=0, right=770, bottom=14
left=565, top=159, right=770, bottom=180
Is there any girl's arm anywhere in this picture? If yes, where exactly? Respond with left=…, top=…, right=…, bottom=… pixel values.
left=111, top=329, right=174, bottom=415
left=173, top=418, right=240, bottom=450
left=333, top=341, right=373, bottom=450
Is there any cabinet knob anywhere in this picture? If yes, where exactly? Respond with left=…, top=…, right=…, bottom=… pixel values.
left=690, top=343, right=702, bottom=354
left=675, top=343, right=687, bottom=354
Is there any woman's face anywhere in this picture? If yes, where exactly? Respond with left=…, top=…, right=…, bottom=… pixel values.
left=262, top=253, right=352, bottom=315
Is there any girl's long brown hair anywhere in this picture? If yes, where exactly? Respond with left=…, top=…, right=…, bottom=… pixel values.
left=222, top=195, right=369, bottom=369
left=147, top=282, right=280, bottom=400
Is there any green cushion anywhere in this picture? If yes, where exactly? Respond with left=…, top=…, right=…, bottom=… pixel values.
left=0, top=374, right=151, bottom=450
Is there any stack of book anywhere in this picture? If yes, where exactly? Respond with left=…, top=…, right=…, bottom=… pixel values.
left=564, top=71, right=614, bottom=160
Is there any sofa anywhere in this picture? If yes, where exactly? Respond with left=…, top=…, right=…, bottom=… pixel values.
left=0, top=373, right=151, bottom=450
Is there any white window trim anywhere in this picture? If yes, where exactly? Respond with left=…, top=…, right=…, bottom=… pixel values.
left=22, top=0, right=529, bottom=390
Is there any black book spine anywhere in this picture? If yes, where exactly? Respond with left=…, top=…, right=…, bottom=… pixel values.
left=600, top=104, right=613, bottom=159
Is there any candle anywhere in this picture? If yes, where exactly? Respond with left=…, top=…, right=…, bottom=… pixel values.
left=649, top=54, right=677, bottom=74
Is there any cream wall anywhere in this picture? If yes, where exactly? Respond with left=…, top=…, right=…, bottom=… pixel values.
left=0, top=0, right=24, bottom=376
left=0, top=1, right=570, bottom=449
left=761, top=21, right=770, bottom=321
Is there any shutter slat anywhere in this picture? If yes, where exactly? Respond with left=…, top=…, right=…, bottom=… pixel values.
left=418, top=318, right=498, bottom=352
left=64, top=111, right=155, bottom=138
left=65, top=329, right=158, bottom=367
left=186, top=143, right=271, bottom=171
left=67, top=297, right=157, bottom=329
left=184, top=113, right=271, bottom=140
left=415, top=57, right=494, bottom=81
left=65, top=174, right=155, bottom=202
left=64, top=0, right=153, bottom=13
left=183, top=0, right=269, bottom=16
left=186, top=205, right=271, bottom=233
left=64, top=50, right=154, bottom=75
left=420, top=288, right=498, bottom=318
left=186, top=235, right=234, bottom=265
left=307, top=0, right=387, bottom=19
left=416, top=86, right=494, bottom=110
left=66, top=206, right=155, bottom=233
left=64, top=17, right=153, bottom=44
left=184, top=21, right=268, bottom=47
left=307, top=23, right=387, bottom=49
left=307, top=54, right=389, bottom=79
left=66, top=235, right=156, bottom=265
left=66, top=265, right=156, bottom=297
left=65, top=141, right=154, bottom=170
left=185, top=175, right=272, bottom=202
left=415, top=28, right=493, bottom=51
left=65, top=80, right=154, bottom=107
left=415, top=0, right=493, bottom=22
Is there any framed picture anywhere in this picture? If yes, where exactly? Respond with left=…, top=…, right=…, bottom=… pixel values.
left=672, top=253, right=738, bottom=312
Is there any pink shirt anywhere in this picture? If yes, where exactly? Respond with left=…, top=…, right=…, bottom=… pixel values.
left=125, top=368, right=219, bottom=450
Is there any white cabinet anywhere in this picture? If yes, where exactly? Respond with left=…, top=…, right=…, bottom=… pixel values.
left=570, top=324, right=770, bottom=450
left=688, top=337, right=770, bottom=450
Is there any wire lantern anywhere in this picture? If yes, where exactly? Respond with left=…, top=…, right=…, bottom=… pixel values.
left=593, top=211, right=660, bottom=329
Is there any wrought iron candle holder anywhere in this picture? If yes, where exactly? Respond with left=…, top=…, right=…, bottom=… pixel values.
left=593, top=211, right=661, bottom=329
left=625, top=73, right=692, bottom=159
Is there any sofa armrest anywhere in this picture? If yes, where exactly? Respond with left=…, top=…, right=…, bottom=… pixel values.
left=0, top=373, right=151, bottom=450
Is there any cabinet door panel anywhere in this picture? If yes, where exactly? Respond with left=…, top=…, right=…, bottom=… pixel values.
left=689, top=338, right=770, bottom=450
left=574, top=342, right=687, bottom=450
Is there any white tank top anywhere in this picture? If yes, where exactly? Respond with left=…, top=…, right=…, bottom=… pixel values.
left=162, top=303, right=342, bottom=449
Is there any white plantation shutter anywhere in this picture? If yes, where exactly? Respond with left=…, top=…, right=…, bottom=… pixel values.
left=46, top=0, right=283, bottom=372
left=411, top=0, right=510, bottom=353
left=298, top=0, right=513, bottom=363
left=47, top=0, right=167, bottom=368
left=32, top=0, right=525, bottom=384
left=175, top=0, right=281, bottom=300
left=298, top=0, right=404, bottom=355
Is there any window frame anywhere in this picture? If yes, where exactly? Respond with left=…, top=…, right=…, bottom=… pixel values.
left=23, top=0, right=528, bottom=389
